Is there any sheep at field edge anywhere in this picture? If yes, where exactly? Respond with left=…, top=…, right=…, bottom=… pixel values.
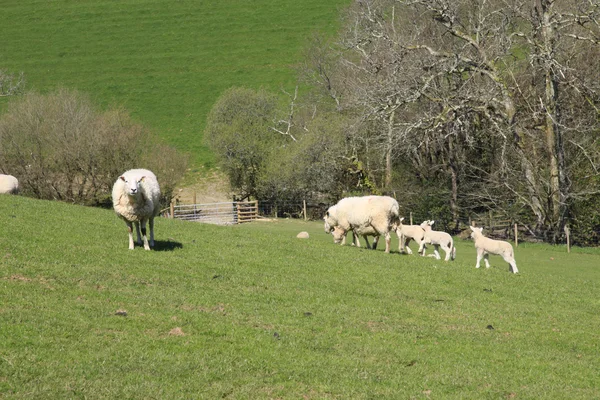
left=470, top=226, right=519, bottom=273
left=324, top=195, right=400, bottom=253
left=0, top=174, right=19, bottom=194
left=418, top=220, right=456, bottom=261
left=396, top=217, right=425, bottom=255
left=112, top=168, right=161, bottom=250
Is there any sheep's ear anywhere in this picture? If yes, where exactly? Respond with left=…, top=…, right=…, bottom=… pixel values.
left=119, top=176, right=126, bottom=182
left=469, top=226, right=476, bottom=231
left=430, top=220, right=435, bottom=225
left=325, top=211, right=329, bottom=217
left=400, top=217, right=404, bottom=222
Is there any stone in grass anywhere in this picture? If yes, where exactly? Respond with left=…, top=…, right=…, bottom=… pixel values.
left=115, top=309, right=128, bottom=317
left=296, top=231, right=309, bottom=239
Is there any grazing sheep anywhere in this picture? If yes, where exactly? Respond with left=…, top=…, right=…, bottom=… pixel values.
left=324, top=195, right=400, bottom=253
left=470, top=226, right=519, bottom=273
left=0, top=174, right=19, bottom=194
left=418, top=220, right=456, bottom=261
left=112, top=169, right=161, bottom=250
left=396, top=217, right=425, bottom=255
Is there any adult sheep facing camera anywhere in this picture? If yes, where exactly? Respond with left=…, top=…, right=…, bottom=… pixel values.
left=112, top=169, right=161, bottom=250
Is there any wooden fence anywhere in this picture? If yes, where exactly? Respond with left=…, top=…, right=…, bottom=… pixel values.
left=165, top=201, right=258, bottom=225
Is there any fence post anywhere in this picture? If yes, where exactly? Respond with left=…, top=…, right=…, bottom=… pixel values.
left=303, top=199, right=307, bottom=221
left=514, top=223, right=518, bottom=247
left=564, top=225, right=570, bottom=253
left=170, top=200, right=175, bottom=219
left=410, top=212, right=413, bottom=225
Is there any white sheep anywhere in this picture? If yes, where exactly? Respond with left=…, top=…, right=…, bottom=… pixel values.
left=396, top=217, right=425, bottom=255
left=331, top=224, right=380, bottom=249
left=470, top=226, right=519, bottom=273
left=0, top=174, right=19, bottom=194
left=324, top=195, right=400, bottom=253
left=418, top=220, right=456, bottom=261
left=112, top=169, right=161, bottom=250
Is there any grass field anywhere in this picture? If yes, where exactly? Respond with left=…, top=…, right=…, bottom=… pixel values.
left=0, top=0, right=350, bottom=167
left=1, top=195, right=599, bottom=399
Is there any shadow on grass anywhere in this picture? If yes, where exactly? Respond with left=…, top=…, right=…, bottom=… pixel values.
left=152, top=240, right=183, bottom=251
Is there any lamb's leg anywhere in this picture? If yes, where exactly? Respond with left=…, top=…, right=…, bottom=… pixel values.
left=483, top=253, right=491, bottom=268
left=433, top=244, right=441, bottom=259
left=134, top=222, right=142, bottom=245
left=475, top=249, right=484, bottom=268
left=126, top=221, right=135, bottom=250
left=504, top=256, right=519, bottom=274
left=140, top=219, right=150, bottom=250
left=404, top=238, right=413, bottom=254
left=441, top=244, right=451, bottom=261
left=353, top=231, right=361, bottom=247
left=372, top=235, right=379, bottom=250
left=149, top=217, right=155, bottom=247
left=419, top=242, right=426, bottom=257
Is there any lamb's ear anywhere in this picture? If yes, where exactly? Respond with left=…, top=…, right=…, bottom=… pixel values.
left=325, top=211, right=329, bottom=217
left=469, top=226, right=476, bottom=231
left=119, top=176, right=126, bottom=182
left=430, top=220, right=435, bottom=226
left=400, top=217, right=404, bottom=222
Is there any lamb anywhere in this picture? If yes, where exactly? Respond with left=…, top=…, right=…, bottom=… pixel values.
left=331, top=224, right=380, bottom=250
left=324, top=195, right=400, bottom=253
left=112, top=169, right=161, bottom=250
left=0, top=174, right=19, bottom=194
left=396, top=217, right=425, bottom=255
left=418, top=220, right=456, bottom=261
left=470, top=226, right=519, bottom=273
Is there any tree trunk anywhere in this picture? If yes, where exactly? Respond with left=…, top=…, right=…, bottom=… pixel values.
left=385, top=110, right=395, bottom=188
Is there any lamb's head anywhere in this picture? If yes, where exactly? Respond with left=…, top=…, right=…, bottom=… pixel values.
left=470, top=226, right=483, bottom=239
left=331, top=226, right=346, bottom=244
left=420, top=220, right=434, bottom=231
left=323, top=206, right=337, bottom=233
left=120, top=173, right=147, bottom=197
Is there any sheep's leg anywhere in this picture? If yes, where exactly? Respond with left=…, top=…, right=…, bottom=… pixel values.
left=384, top=232, right=391, bottom=253
left=140, top=219, right=150, bottom=250
left=352, top=231, right=361, bottom=247
left=404, top=238, right=413, bottom=254
left=372, top=235, right=379, bottom=250
left=149, top=217, right=155, bottom=247
left=483, top=253, right=491, bottom=268
left=432, top=245, right=441, bottom=259
left=126, top=221, right=135, bottom=250
left=503, top=256, right=519, bottom=274
left=134, top=222, right=142, bottom=245
left=475, top=251, right=483, bottom=268
left=441, top=244, right=451, bottom=261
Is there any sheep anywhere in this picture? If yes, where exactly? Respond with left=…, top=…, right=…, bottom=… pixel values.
left=0, top=174, right=19, bottom=194
left=324, top=195, right=400, bottom=253
left=470, top=226, right=519, bottom=273
left=418, top=220, right=456, bottom=261
left=396, top=217, right=425, bottom=255
left=112, top=169, right=161, bottom=250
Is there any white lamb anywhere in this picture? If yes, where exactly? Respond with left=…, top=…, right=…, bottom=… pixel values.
left=396, top=217, right=425, bottom=255
left=418, top=220, right=456, bottom=261
left=112, top=169, right=161, bottom=250
left=0, top=174, right=19, bottom=194
left=331, top=224, right=380, bottom=250
left=324, top=195, right=400, bottom=253
left=470, top=226, right=519, bottom=273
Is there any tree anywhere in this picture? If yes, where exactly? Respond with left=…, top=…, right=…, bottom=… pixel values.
left=0, top=89, right=187, bottom=206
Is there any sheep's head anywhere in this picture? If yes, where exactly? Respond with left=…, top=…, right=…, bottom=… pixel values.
left=331, top=226, right=346, bottom=244
left=420, top=220, right=433, bottom=231
left=323, top=207, right=336, bottom=233
left=470, top=226, right=483, bottom=239
left=120, top=174, right=146, bottom=197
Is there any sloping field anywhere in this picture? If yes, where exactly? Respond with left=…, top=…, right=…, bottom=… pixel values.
left=0, top=0, right=350, bottom=166
left=1, top=195, right=599, bottom=398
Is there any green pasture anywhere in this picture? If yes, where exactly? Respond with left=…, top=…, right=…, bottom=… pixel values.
left=0, top=0, right=349, bottom=167
left=1, top=195, right=599, bottom=399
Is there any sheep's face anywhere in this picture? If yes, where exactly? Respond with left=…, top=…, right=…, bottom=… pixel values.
left=470, top=226, right=483, bottom=239
left=323, top=208, right=336, bottom=233
left=420, top=220, right=433, bottom=231
left=121, top=175, right=145, bottom=196
left=331, top=226, right=346, bottom=244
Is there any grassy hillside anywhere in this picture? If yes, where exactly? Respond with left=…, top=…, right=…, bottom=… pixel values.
left=0, top=0, right=349, bottom=167
left=1, top=195, right=599, bottom=399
